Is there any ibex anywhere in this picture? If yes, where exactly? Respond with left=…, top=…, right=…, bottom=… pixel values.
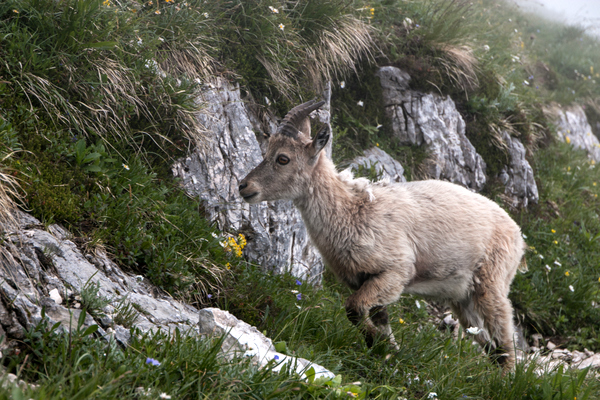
left=239, top=100, right=526, bottom=368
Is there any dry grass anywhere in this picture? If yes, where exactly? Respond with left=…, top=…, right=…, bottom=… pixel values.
left=435, top=44, right=479, bottom=93
left=304, top=16, right=376, bottom=93
left=0, top=154, right=23, bottom=234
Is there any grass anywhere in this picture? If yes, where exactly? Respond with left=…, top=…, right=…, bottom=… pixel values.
left=1, top=0, right=600, bottom=398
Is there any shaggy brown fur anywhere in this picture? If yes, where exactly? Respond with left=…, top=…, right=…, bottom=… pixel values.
left=239, top=100, right=525, bottom=369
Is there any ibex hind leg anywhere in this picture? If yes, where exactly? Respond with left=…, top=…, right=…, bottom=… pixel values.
left=451, top=293, right=516, bottom=369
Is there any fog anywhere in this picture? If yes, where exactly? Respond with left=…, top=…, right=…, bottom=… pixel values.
left=508, top=0, right=600, bottom=37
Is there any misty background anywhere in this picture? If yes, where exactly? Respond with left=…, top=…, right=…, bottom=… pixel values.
left=510, top=0, right=600, bottom=37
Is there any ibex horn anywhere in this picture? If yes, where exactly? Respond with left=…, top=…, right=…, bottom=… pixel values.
left=276, top=99, right=326, bottom=138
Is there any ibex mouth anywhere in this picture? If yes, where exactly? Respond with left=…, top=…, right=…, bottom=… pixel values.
left=241, top=192, right=259, bottom=203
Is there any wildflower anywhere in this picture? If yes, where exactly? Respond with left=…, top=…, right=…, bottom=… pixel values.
left=269, top=6, right=279, bottom=13
left=102, top=0, right=110, bottom=6
left=226, top=263, right=231, bottom=270
left=565, top=271, right=570, bottom=277
left=545, top=265, right=551, bottom=272
left=566, top=136, right=571, bottom=144
left=483, top=44, right=490, bottom=51
left=146, top=357, right=161, bottom=366
left=137, top=37, right=143, bottom=46
left=165, top=0, right=173, bottom=2
left=551, top=229, right=556, bottom=233
left=370, top=7, right=375, bottom=15
left=159, top=394, right=172, bottom=399
left=207, top=294, right=212, bottom=299
left=12, top=9, right=19, bottom=13
left=522, top=233, right=527, bottom=239
left=158, top=37, right=165, bottom=42
left=123, top=164, right=130, bottom=170
left=427, top=392, right=438, bottom=399
left=376, top=124, right=383, bottom=129
left=296, top=293, right=302, bottom=301
left=554, top=260, right=561, bottom=266
left=523, top=80, right=529, bottom=86
left=347, top=391, right=358, bottom=398
left=274, top=354, right=280, bottom=360
left=594, top=182, right=597, bottom=186
left=538, top=254, right=544, bottom=259
left=203, top=12, right=209, bottom=18
left=598, top=277, right=600, bottom=282
left=340, top=81, right=346, bottom=89
left=357, top=100, right=364, bottom=107
left=295, top=279, right=302, bottom=285
left=466, top=327, right=482, bottom=335
left=554, top=240, right=558, bottom=244
left=399, top=318, right=405, bottom=324
left=569, top=285, right=574, bottom=292
left=279, top=23, right=285, bottom=31
left=376, top=143, right=379, bottom=147
left=415, top=300, right=421, bottom=309
left=155, top=10, right=161, bottom=14
left=529, top=75, right=534, bottom=80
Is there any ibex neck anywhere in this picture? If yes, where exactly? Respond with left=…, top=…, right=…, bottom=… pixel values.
left=293, top=156, right=358, bottom=234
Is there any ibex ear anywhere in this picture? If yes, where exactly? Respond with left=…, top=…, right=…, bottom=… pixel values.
left=308, top=124, right=330, bottom=162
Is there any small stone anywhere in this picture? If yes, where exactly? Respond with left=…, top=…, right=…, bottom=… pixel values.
left=546, top=341, right=557, bottom=350
left=531, top=333, right=543, bottom=348
left=48, top=288, right=62, bottom=305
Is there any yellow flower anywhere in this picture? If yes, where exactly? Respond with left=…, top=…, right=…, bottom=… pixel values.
left=376, top=143, right=379, bottom=147
left=399, top=318, right=405, bottom=324
left=598, top=277, right=600, bottom=282
left=565, top=136, right=571, bottom=144
left=594, top=182, right=597, bottom=186
left=551, top=229, right=556, bottom=233
left=554, top=240, right=558, bottom=244
left=370, top=7, right=375, bottom=15
left=103, top=0, right=110, bottom=6
left=155, top=10, right=161, bottom=14
left=565, top=271, right=570, bottom=276
left=226, top=263, right=231, bottom=270
left=12, top=9, right=19, bottom=13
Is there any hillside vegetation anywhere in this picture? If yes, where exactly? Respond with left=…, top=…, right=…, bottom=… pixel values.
left=1, top=0, right=600, bottom=398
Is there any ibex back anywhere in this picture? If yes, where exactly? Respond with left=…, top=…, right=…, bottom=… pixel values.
left=239, top=100, right=526, bottom=368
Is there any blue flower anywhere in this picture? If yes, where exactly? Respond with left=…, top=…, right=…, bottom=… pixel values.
left=296, top=293, right=302, bottom=301
left=207, top=294, right=213, bottom=299
left=146, top=357, right=161, bottom=366
left=295, top=279, right=302, bottom=286
left=274, top=355, right=280, bottom=360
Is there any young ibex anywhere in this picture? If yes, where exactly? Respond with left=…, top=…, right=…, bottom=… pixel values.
left=239, top=100, right=526, bottom=368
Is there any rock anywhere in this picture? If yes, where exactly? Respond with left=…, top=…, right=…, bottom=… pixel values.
left=545, top=104, right=600, bottom=161
left=49, top=288, right=63, bottom=305
left=0, top=211, right=201, bottom=340
left=546, top=341, right=557, bottom=350
left=172, top=78, right=327, bottom=283
left=531, top=333, right=543, bottom=348
left=350, top=147, right=406, bottom=183
left=498, top=131, right=539, bottom=208
left=376, top=66, right=486, bottom=191
left=577, top=353, right=600, bottom=370
left=198, top=308, right=334, bottom=380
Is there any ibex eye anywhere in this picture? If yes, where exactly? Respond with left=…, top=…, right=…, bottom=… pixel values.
left=276, top=155, right=290, bottom=165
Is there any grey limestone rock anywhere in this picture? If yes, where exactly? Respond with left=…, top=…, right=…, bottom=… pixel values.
left=350, top=147, right=407, bottom=183
left=198, top=307, right=334, bottom=380
left=172, top=78, right=328, bottom=283
left=376, top=66, right=486, bottom=191
left=498, top=131, right=539, bottom=208
left=545, top=104, right=600, bottom=161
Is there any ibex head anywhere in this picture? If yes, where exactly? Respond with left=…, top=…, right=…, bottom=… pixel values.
left=239, top=99, right=330, bottom=204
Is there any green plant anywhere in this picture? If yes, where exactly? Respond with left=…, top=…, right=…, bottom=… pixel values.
left=80, top=276, right=111, bottom=317
left=112, top=297, right=140, bottom=328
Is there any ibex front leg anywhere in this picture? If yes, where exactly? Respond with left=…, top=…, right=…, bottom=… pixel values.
left=344, top=271, right=403, bottom=349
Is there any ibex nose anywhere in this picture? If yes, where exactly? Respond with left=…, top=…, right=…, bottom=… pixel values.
left=239, top=182, right=248, bottom=191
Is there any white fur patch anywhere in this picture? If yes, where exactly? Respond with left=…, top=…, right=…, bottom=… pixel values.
left=339, top=168, right=376, bottom=202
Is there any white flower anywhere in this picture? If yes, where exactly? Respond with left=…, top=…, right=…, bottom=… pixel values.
left=122, top=163, right=130, bottom=170
left=340, top=81, right=345, bottom=89
left=279, top=23, right=285, bottom=31
left=268, top=6, right=279, bottom=13
left=522, top=233, right=527, bottom=239
left=483, top=44, right=490, bottom=51
left=158, top=37, right=164, bottom=42
left=203, top=12, right=209, bottom=18
left=538, top=254, right=544, bottom=259
left=264, top=97, right=271, bottom=105
left=554, top=260, right=562, bottom=266
left=569, top=285, right=574, bottom=292
left=376, top=124, right=383, bottom=129
left=159, top=394, right=172, bottom=399
left=466, top=326, right=482, bottom=335
left=357, top=100, right=364, bottom=107
left=415, top=300, right=421, bottom=309
left=427, top=393, right=438, bottom=399
left=545, top=265, right=551, bottom=272
left=137, top=37, right=143, bottom=46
